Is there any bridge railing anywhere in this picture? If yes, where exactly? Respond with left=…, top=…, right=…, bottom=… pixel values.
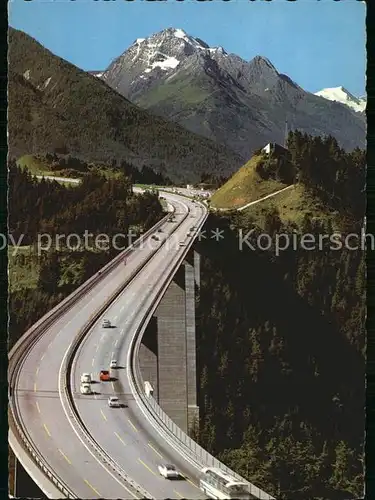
left=8, top=209, right=173, bottom=497
left=132, top=356, right=274, bottom=500
left=129, top=201, right=275, bottom=500
left=144, top=391, right=274, bottom=500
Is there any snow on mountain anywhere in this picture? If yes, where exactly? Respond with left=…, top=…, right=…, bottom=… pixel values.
left=315, top=86, right=366, bottom=113
left=88, top=71, right=104, bottom=78
left=173, top=28, right=207, bottom=50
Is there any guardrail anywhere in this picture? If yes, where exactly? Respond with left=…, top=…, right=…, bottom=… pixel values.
left=127, top=201, right=275, bottom=500
left=58, top=200, right=192, bottom=498
left=9, top=194, right=274, bottom=499
left=8, top=411, right=76, bottom=498
left=8, top=208, right=174, bottom=497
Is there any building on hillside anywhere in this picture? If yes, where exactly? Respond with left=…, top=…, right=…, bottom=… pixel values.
left=262, top=142, right=288, bottom=156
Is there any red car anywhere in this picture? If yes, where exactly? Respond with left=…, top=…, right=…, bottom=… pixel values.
left=100, top=370, right=110, bottom=381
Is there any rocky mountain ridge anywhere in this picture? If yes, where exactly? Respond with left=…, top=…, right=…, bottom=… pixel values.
left=8, top=27, right=242, bottom=183
left=101, top=28, right=366, bottom=158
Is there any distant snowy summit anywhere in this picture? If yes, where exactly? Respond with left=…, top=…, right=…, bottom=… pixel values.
left=315, top=86, right=366, bottom=113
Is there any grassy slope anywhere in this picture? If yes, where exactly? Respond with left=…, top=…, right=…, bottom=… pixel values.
left=210, top=153, right=342, bottom=228
left=16, top=154, right=53, bottom=176
left=211, top=155, right=287, bottom=209
left=137, top=79, right=210, bottom=108
left=243, top=183, right=342, bottom=230
left=137, top=76, right=212, bottom=108
left=17, top=154, right=122, bottom=183
left=8, top=28, right=242, bottom=183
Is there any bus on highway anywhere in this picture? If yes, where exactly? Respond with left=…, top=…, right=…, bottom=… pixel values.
left=199, top=467, right=253, bottom=499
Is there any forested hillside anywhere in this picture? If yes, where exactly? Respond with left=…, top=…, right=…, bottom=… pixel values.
left=16, top=152, right=173, bottom=185
left=195, top=133, right=365, bottom=499
left=8, top=28, right=242, bottom=183
left=8, top=163, right=164, bottom=348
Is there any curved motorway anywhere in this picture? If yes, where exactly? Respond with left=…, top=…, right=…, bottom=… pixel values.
left=10, top=192, right=208, bottom=499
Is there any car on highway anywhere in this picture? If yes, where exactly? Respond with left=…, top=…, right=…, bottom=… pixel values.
left=102, top=319, right=111, bottom=328
left=110, top=359, right=117, bottom=369
left=80, top=373, right=91, bottom=383
left=152, top=235, right=159, bottom=241
left=179, top=242, right=185, bottom=246
left=108, top=396, right=120, bottom=408
left=80, top=383, right=92, bottom=395
left=100, top=370, right=110, bottom=381
left=158, top=464, right=180, bottom=479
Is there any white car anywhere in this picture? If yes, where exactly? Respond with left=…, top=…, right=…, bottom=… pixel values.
left=80, top=373, right=91, bottom=383
left=80, top=383, right=91, bottom=395
left=110, top=359, right=117, bottom=369
left=102, top=319, right=111, bottom=328
left=108, top=396, right=120, bottom=408
left=158, top=464, right=179, bottom=479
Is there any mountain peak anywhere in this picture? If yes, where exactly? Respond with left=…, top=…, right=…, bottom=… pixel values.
left=100, top=27, right=365, bottom=158
left=315, top=86, right=366, bottom=113
left=250, top=55, right=278, bottom=72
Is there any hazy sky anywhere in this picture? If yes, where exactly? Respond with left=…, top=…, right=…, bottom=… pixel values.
left=9, top=0, right=366, bottom=97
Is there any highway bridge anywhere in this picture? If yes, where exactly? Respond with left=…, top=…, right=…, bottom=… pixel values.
left=8, top=191, right=274, bottom=500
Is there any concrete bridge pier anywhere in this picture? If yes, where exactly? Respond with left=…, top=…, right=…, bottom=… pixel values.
left=139, top=249, right=200, bottom=435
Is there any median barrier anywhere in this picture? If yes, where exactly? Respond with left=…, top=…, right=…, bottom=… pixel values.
left=8, top=209, right=173, bottom=496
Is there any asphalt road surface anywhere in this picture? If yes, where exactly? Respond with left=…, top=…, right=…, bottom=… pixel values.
left=12, top=192, right=207, bottom=499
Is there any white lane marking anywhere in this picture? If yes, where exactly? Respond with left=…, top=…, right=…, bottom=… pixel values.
left=138, top=458, right=156, bottom=476
left=43, top=423, right=51, bottom=437
left=58, top=448, right=72, bottom=465
left=53, top=204, right=195, bottom=497
left=35, top=401, right=41, bottom=413
left=186, top=477, right=199, bottom=489
left=114, top=432, right=126, bottom=446
left=84, top=479, right=101, bottom=496
left=100, top=409, right=107, bottom=422
left=147, top=442, right=163, bottom=459
left=92, top=358, right=95, bottom=367
left=114, top=339, right=118, bottom=347
left=128, top=418, right=138, bottom=432
left=120, top=306, right=125, bottom=312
